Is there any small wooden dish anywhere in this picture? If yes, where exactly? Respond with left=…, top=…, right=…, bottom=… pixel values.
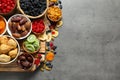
left=22, top=42, right=40, bottom=54
left=47, top=6, right=62, bottom=22
left=17, top=53, right=34, bottom=71
left=0, top=0, right=17, bottom=16
left=17, top=0, right=49, bottom=19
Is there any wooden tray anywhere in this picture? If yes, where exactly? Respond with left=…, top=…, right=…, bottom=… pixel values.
left=0, top=15, right=49, bottom=72
left=0, top=41, right=46, bottom=72
left=0, top=1, right=53, bottom=72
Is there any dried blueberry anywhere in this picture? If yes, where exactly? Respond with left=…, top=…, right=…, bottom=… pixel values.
left=46, top=63, right=53, bottom=68
left=46, top=62, right=51, bottom=65
left=20, top=0, right=47, bottom=16
left=59, top=5, right=63, bottom=9
left=58, top=0, right=62, bottom=4
left=54, top=52, right=57, bottom=54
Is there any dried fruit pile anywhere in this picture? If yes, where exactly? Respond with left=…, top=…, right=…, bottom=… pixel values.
left=0, top=0, right=15, bottom=13
left=0, top=0, right=63, bottom=72
left=20, top=0, right=47, bottom=16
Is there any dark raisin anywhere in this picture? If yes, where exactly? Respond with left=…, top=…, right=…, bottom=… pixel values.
left=58, top=0, right=62, bottom=4
left=59, top=4, right=63, bottom=9
left=54, top=52, right=57, bottom=54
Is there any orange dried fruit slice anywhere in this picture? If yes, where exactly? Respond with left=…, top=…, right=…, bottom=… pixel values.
left=46, top=51, right=55, bottom=61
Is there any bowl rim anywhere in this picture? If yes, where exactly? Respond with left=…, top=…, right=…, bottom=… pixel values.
left=7, top=14, right=32, bottom=40
left=17, top=0, right=49, bottom=19
left=0, top=15, right=7, bottom=35
left=0, top=35, right=20, bottom=64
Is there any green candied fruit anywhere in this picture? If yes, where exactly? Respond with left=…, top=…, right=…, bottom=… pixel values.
left=25, top=44, right=35, bottom=52
left=27, top=34, right=36, bottom=43
left=24, top=41, right=29, bottom=45
left=33, top=39, right=40, bottom=50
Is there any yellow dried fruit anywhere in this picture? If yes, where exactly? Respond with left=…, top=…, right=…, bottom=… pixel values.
left=47, top=6, right=62, bottom=22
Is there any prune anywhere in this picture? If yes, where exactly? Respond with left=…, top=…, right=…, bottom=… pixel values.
left=22, top=61, right=30, bottom=67
left=27, top=57, right=33, bottom=63
left=19, top=56, right=26, bottom=61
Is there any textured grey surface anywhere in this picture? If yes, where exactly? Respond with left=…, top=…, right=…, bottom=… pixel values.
left=1, top=0, right=120, bottom=80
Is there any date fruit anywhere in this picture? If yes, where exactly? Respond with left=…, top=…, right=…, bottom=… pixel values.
left=8, top=14, right=31, bottom=39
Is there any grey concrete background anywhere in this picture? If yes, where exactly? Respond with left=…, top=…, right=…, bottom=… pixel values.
left=1, top=0, right=120, bottom=80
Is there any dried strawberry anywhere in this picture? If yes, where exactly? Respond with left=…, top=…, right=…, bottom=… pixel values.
left=34, top=58, right=40, bottom=66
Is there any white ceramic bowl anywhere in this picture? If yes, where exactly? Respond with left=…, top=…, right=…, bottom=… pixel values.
left=0, top=35, right=20, bottom=64
left=0, top=15, right=7, bottom=35
left=7, top=14, right=32, bottom=40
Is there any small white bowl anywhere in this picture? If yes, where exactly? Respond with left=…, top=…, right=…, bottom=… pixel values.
left=7, top=14, right=32, bottom=40
left=0, top=15, right=7, bottom=35
left=0, top=35, right=20, bottom=64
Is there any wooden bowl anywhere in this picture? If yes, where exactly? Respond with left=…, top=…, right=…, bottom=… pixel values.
left=17, top=0, right=49, bottom=19
left=47, top=6, right=62, bottom=22
left=17, top=53, right=34, bottom=70
left=32, top=21, right=46, bottom=35
left=0, top=0, right=17, bottom=16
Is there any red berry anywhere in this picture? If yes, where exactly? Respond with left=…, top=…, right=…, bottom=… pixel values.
left=50, top=42, right=54, bottom=47
left=34, top=58, right=40, bottom=65
left=37, top=54, right=42, bottom=58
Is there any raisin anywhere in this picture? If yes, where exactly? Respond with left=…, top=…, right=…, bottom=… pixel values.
left=59, top=4, right=63, bottom=9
